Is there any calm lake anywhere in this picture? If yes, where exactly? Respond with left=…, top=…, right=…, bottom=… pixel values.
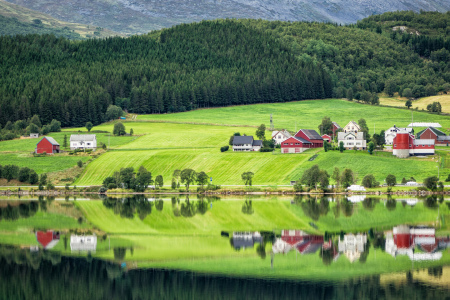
left=0, top=194, right=449, bottom=299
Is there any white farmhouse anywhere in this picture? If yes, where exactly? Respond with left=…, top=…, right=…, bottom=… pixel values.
left=385, top=125, right=413, bottom=145
left=70, top=134, right=97, bottom=150
left=338, top=131, right=367, bottom=150
left=271, top=129, right=292, bottom=145
left=70, top=235, right=97, bottom=252
left=232, top=136, right=262, bottom=151
left=342, top=120, right=361, bottom=133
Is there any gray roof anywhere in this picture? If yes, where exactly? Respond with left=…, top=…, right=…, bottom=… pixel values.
left=233, top=136, right=254, bottom=145
left=43, top=137, right=59, bottom=146
left=332, top=122, right=341, bottom=129
left=252, top=140, right=263, bottom=146
left=70, top=134, right=96, bottom=142
left=301, top=129, right=323, bottom=140
left=437, top=136, right=450, bottom=141
left=294, top=136, right=312, bottom=144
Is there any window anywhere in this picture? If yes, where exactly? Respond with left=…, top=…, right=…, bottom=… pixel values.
left=394, top=144, right=397, bottom=147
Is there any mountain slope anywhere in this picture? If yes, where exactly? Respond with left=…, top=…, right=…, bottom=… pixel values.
left=3, top=0, right=450, bottom=35
left=0, top=0, right=121, bottom=39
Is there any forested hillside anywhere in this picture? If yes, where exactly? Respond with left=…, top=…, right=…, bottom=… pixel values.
left=0, top=14, right=449, bottom=128
left=0, top=20, right=332, bottom=127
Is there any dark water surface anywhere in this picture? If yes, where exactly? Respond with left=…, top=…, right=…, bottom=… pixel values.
left=0, top=246, right=449, bottom=300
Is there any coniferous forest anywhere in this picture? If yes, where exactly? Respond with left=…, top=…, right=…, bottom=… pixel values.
left=0, top=12, right=449, bottom=128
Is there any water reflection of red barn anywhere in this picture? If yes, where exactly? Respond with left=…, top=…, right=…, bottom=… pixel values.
left=281, top=230, right=324, bottom=254
left=36, top=231, right=60, bottom=249
left=394, top=225, right=436, bottom=251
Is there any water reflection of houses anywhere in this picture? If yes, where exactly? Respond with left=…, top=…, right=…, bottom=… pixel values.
left=338, top=233, right=367, bottom=262
left=347, top=195, right=366, bottom=203
left=70, top=235, right=97, bottom=252
left=232, top=232, right=263, bottom=250
left=385, top=225, right=450, bottom=261
left=272, top=230, right=324, bottom=254
left=36, top=230, right=60, bottom=249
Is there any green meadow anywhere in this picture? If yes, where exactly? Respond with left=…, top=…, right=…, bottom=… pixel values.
left=137, top=99, right=450, bottom=133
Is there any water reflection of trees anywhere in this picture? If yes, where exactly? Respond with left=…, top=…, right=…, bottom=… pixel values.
left=102, top=196, right=153, bottom=220
left=362, top=198, right=379, bottom=211
left=0, top=201, right=39, bottom=221
left=1, top=244, right=450, bottom=299
left=297, top=197, right=329, bottom=221
left=340, top=199, right=354, bottom=217
left=172, top=195, right=220, bottom=218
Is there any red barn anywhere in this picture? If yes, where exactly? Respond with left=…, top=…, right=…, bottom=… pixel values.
left=416, top=127, right=450, bottom=146
left=35, top=137, right=60, bottom=154
left=393, top=133, right=434, bottom=158
left=281, top=136, right=312, bottom=153
left=322, top=134, right=331, bottom=142
left=332, top=122, right=341, bottom=135
left=36, top=231, right=60, bottom=249
left=294, top=129, right=323, bottom=148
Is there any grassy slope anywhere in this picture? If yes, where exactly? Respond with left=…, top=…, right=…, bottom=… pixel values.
left=137, top=99, right=450, bottom=133
left=0, top=131, right=136, bottom=174
left=74, top=118, right=449, bottom=186
left=380, top=95, right=450, bottom=115
left=0, top=0, right=120, bottom=38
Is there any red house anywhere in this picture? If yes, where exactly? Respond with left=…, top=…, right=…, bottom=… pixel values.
left=36, top=230, right=60, bottom=249
left=35, top=137, right=60, bottom=154
left=281, top=136, right=312, bottom=153
left=294, top=129, right=323, bottom=148
left=322, top=134, right=331, bottom=142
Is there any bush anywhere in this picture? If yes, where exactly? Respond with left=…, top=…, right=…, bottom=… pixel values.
left=445, top=174, right=450, bottom=182
left=362, top=174, right=379, bottom=188
left=206, top=183, right=221, bottom=190
left=46, top=182, right=55, bottom=190
left=65, top=184, right=70, bottom=190
left=98, top=187, right=107, bottom=194
left=293, top=182, right=303, bottom=192
left=77, top=160, right=83, bottom=168
left=220, top=145, right=229, bottom=152
left=424, top=176, right=439, bottom=190
left=107, top=183, right=117, bottom=189
left=259, top=147, right=273, bottom=152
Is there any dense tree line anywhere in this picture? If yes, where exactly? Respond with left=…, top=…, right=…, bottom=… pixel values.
left=0, top=164, right=38, bottom=184
left=0, top=114, right=60, bottom=141
left=0, top=201, right=39, bottom=221
left=0, top=20, right=332, bottom=127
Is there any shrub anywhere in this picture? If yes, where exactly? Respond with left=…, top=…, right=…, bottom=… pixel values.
left=65, top=184, right=70, bottom=190
left=220, top=145, right=229, bottom=152
left=293, top=182, right=303, bottom=192
left=362, top=174, right=379, bottom=188
left=424, top=176, right=439, bottom=190
left=77, top=160, right=83, bottom=168
left=46, top=182, right=55, bottom=190
left=445, top=174, right=450, bottom=182
left=107, top=183, right=117, bottom=189
left=259, top=147, right=273, bottom=152
left=98, top=187, right=107, bottom=194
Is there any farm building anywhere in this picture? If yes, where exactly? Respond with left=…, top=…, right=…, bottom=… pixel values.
left=70, top=235, right=97, bottom=252
left=280, top=136, right=312, bottom=153
left=36, top=231, right=60, bottom=249
left=342, top=120, right=360, bottom=133
left=30, top=133, right=39, bottom=138
left=416, top=127, right=450, bottom=146
left=385, top=225, right=449, bottom=261
left=384, top=125, right=413, bottom=145
left=392, top=133, right=434, bottom=158
left=294, top=129, right=323, bottom=148
left=338, top=131, right=366, bottom=150
left=232, top=136, right=262, bottom=151
left=35, top=137, right=60, bottom=154
left=271, top=129, right=292, bottom=145
left=322, top=134, right=332, bottom=142
left=70, top=134, right=97, bottom=150
left=232, top=232, right=263, bottom=250
left=332, top=122, right=341, bottom=134
left=272, top=230, right=324, bottom=254
left=338, top=234, right=367, bottom=263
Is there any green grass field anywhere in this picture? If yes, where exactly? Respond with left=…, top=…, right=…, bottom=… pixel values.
left=136, top=99, right=450, bottom=133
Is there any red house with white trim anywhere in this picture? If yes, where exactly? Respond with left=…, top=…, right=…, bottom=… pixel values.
left=281, top=136, right=312, bottom=153
left=35, top=137, right=60, bottom=154
left=294, top=129, right=323, bottom=148
left=392, top=133, right=434, bottom=158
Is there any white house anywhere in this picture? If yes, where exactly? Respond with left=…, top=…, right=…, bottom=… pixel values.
left=232, top=136, right=262, bottom=152
left=30, top=133, right=39, bottom=138
left=271, top=129, right=292, bottom=145
left=338, top=131, right=367, bottom=150
left=338, top=233, right=367, bottom=262
left=70, top=235, right=97, bottom=252
left=342, top=120, right=360, bottom=133
left=385, top=125, right=413, bottom=145
left=70, top=134, right=97, bottom=150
